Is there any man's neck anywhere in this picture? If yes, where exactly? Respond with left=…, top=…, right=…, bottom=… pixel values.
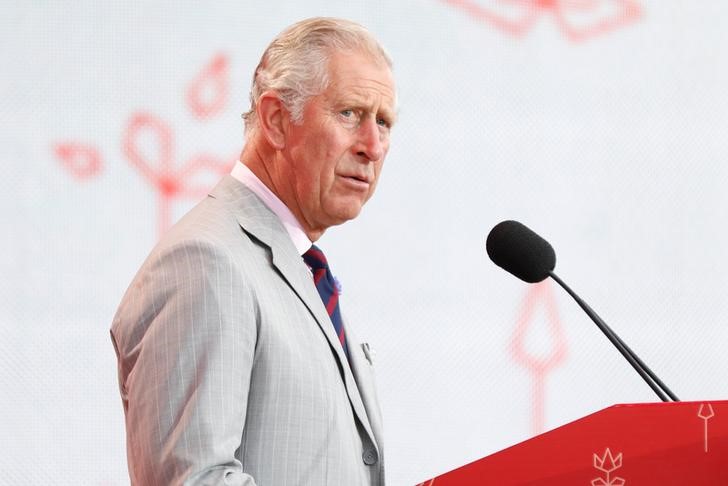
left=240, top=142, right=325, bottom=242
left=232, top=155, right=313, bottom=254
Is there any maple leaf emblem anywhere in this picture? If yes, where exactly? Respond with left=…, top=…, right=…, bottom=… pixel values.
left=594, top=447, right=622, bottom=473
left=591, top=447, right=625, bottom=485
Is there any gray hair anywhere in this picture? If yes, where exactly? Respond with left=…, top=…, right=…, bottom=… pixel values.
left=243, top=17, right=392, bottom=134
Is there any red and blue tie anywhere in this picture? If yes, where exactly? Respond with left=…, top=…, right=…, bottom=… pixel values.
left=303, top=245, right=349, bottom=358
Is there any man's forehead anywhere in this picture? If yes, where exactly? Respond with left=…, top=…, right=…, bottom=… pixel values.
left=334, top=82, right=395, bottom=105
left=329, top=52, right=393, bottom=83
left=326, top=59, right=396, bottom=112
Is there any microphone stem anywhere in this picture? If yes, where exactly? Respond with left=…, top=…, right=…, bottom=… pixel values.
left=548, top=271, right=679, bottom=402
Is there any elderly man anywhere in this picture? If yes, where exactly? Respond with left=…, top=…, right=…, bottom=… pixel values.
left=111, top=18, right=396, bottom=486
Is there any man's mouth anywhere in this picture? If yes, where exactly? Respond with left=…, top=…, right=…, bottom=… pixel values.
left=340, top=172, right=369, bottom=182
left=339, top=173, right=371, bottom=189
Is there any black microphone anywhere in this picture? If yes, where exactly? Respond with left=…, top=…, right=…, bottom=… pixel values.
left=486, top=220, right=679, bottom=402
left=486, top=220, right=555, bottom=283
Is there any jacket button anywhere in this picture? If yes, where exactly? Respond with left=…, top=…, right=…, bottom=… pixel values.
left=362, top=448, right=378, bottom=465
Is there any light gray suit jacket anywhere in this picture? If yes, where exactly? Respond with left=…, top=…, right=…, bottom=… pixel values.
left=111, top=176, right=385, bottom=485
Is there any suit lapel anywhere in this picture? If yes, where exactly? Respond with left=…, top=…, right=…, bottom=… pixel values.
left=209, top=176, right=379, bottom=452
left=347, top=330, right=384, bottom=452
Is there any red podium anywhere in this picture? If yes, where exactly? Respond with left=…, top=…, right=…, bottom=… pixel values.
left=416, top=400, right=728, bottom=485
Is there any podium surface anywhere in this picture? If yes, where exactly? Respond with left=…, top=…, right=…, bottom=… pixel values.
left=417, top=400, right=728, bottom=485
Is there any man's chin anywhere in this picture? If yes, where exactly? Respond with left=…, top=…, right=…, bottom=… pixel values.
left=325, top=204, right=365, bottom=227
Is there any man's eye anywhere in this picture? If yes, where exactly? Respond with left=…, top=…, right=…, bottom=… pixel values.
left=376, top=117, right=390, bottom=128
left=340, top=109, right=354, bottom=117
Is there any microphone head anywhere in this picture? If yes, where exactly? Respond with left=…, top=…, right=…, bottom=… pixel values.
left=486, top=220, right=556, bottom=283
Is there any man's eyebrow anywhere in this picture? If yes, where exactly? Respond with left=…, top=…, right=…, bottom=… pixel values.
left=376, top=104, right=397, bottom=125
left=333, top=93, right=397, bottom=123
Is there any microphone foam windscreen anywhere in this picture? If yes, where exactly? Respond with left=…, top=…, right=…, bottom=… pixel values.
left=486, top=220, right=556, bottom=283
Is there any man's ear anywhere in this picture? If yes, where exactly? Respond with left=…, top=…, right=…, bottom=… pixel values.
left=256, top=91, right=288, bottom=150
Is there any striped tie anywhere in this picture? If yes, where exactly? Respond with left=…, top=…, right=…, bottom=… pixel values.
left=303, top=245, right=349, bottom=358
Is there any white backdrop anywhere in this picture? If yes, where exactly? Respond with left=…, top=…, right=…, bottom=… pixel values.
left=2, top=1, right=728, bottom=484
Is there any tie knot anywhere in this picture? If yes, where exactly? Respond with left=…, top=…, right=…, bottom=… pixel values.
left=303, top=244, right=329, bottom=271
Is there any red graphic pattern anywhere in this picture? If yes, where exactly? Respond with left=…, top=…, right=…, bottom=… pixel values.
left=54, top=142, right=102, bottom=180
left=122, top=112, right=231, bottom=235
left=444, top=0, right=641, bottom=42
left=697, top=403, right=715, bottom=452
left=511, top=280, right=568, bottom=435
left=187, top=53, right=230, bottom=119
left=54, top=53, right=235, bottom=236
left=592, top=447, right=625, bottom=486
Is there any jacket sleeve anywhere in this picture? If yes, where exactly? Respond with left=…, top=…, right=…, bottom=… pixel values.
left=111, top=239, right=259, bottom=485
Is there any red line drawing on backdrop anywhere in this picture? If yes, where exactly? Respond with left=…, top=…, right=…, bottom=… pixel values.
left=444, top=0, right=641, bottom=42
left=54, top=142, right=103, bottom=180
left=511, top=280, right=568, bottom=435
left=187, top=53, right=229, bottom=119
left=53, top=53, right=235, bottom=237
left=122, top=112, right=232, bottom=236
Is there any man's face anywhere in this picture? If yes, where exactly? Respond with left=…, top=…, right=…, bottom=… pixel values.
left=277, top=50, right=396, bottom=238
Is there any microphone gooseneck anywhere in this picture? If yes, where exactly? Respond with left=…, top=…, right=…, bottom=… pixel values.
left=486, top=220, right=679, bottom=402
left=547, top=271, right=678, bottom=402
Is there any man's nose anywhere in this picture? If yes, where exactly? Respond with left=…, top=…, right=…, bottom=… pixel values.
left=355, top=117, right=385, bottom=162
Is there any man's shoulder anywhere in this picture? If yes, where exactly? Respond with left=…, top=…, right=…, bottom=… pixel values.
left=120, top=179, right=261, bottom=286
left=154, top=177, right=254, bottom=246
left=164, top=175, right=282, bottom=249
left=164, top=194, right=240, bottom=248
left=111, top=182, right=269, bottom=333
